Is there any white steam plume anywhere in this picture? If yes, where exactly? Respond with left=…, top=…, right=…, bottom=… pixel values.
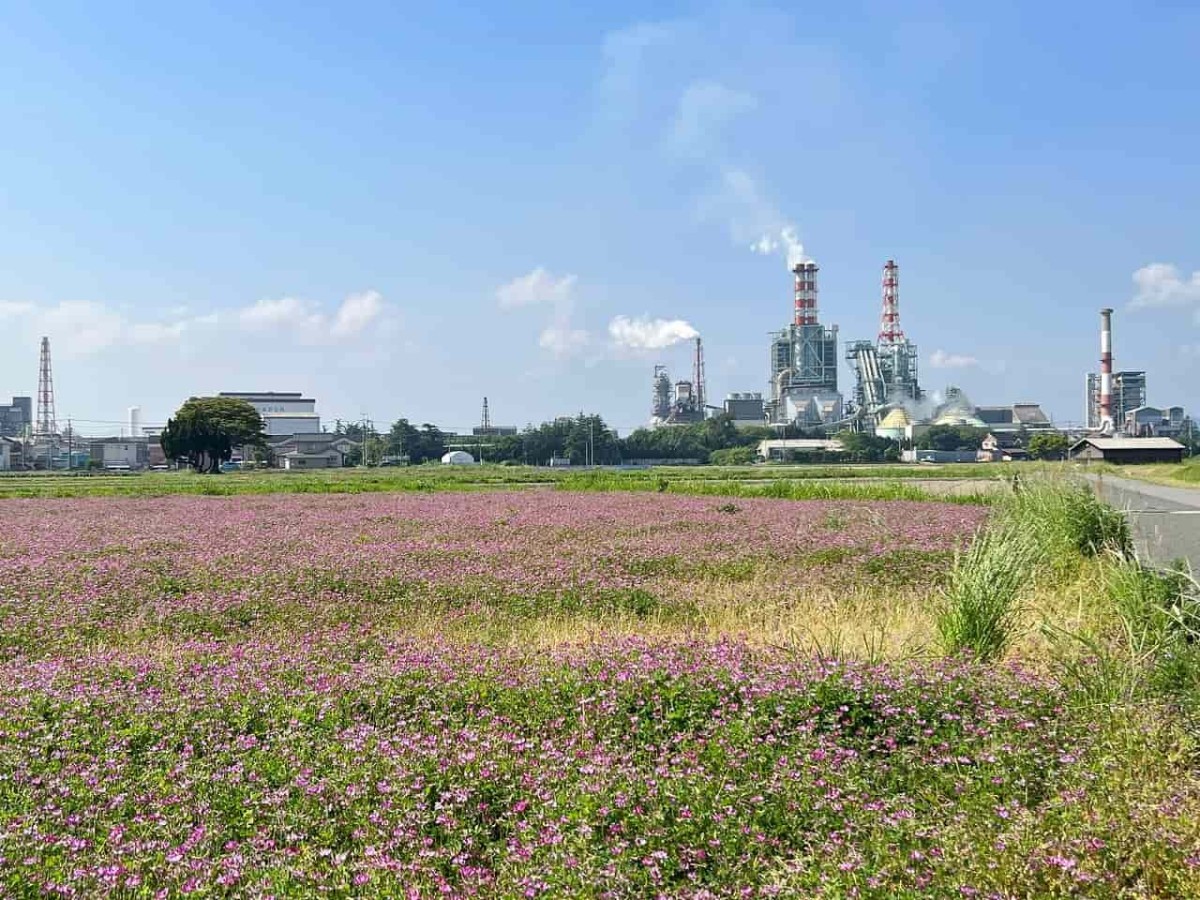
left=750, top=225, right=810, bottom=269
left=608, top=315, right=699, bottom=350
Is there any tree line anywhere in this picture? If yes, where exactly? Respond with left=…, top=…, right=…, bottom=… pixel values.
left=161, top=396, right=1090, bottom=471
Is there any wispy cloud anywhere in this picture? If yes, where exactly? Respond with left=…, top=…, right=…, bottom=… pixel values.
left=597, top=16, right=813, bottom=271
left=608, top=315, right=698, bottom=351
left=666, top=81, right=756, bottom=159
left=929, top=349, right=978, bottom=369
left=538, top=319, right=590, bottom=358
left=496, top=268, right=578, bottom=309
left=596, top=20, right=681, bottom=126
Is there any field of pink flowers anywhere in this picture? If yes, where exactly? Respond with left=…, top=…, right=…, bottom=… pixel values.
left=0, top=492, right=983, bottom=656
left=1, top=491, right=1198, bottom=897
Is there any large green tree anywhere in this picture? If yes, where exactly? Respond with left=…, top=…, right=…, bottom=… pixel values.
left=916, top=425, right=987, bottom=452
left=1027, top=431, right=1070, bottom=460
left=160, top=397, right=266, bottom=473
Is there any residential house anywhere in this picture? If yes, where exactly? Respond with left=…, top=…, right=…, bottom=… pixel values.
left=268, top=433, right=358, bottom=469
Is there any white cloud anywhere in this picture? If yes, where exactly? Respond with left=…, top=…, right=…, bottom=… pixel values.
left=331, top=290, right=384, bottom=338
left=0, top=289, right=389, bottom=357
left=238, top=296, right=322, bottom=332
left=126, top=321, right=188, bottom=345
left=0, top=301, right=35, bottom=319
left=1130, top=263, right=1200, bottom=312
left=538, top=320, right=590, bottom=358
left=236, top=292, right=387, bottom=342
left=496, top=267, right=578, bottom=309
left=929, top=349, right=979, bottom=369
left=25, top=301, right=125, bottom=356
left=497, top=268, right=591, bottom=357
left=608, top=315, right=698, bottom=350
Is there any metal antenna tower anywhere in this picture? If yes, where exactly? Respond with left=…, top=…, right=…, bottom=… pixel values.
left=692, top=336, right=706, bottom=410
left=35, top=336, right=57, bottom=437
left=878, top=259, right=904, bottom=347
left=481, top=396, right=491, bottom=431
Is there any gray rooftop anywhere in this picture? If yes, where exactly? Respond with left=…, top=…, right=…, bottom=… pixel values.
left=1072, top=437, right=1184, bottom=450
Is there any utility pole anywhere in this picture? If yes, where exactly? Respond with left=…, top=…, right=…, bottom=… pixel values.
left=67, top=419, right=72, bottom=471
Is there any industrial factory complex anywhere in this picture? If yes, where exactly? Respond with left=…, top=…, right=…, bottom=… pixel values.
left=0, top=258, right=1193, bottom=471
left=648, top=257, right=1191, bottom=463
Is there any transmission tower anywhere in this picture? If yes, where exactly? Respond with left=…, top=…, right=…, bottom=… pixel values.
left=35, top=336, right=57, bottom=438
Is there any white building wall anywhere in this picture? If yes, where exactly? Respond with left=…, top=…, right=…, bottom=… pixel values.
left=262, top=414, right=321, bottom=436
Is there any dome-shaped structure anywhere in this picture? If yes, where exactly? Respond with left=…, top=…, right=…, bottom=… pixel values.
left=441, top=450, right=477, bottom=466
left=933, top=412, right=986, bottom=429
left=875, top=407, right=912, bottom=441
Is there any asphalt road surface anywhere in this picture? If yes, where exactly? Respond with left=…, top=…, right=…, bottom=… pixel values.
left=1092, top=475, right=1200, bottom=571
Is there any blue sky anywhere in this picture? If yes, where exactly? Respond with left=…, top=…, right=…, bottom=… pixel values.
left=0, top=1, right=1196, bottom=435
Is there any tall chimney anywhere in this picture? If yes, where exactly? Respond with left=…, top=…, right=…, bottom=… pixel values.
left=1099, top=308, right=1114, bottom=428
left=878, top=259, right=904, bottom=346
left=793, top=262, right=819, bottom=326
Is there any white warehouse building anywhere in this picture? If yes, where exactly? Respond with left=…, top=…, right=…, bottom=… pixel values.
left=218, top=392, right=320, bottom=436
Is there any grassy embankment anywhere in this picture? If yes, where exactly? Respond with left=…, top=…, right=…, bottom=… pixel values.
left=1118, top=457, right=1200, bottom=487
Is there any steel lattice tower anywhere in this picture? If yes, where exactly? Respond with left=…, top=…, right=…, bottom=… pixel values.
left=481, top=396, right=491, bottom=431
left=35, top=336, right=57, bottom=437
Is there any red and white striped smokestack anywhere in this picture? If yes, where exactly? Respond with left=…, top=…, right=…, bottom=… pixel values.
left=1099, top=307, right=1114, bottom=426
left=793, top=262, right=819, bottom=326
left=878, top=259, right=904, bottom=345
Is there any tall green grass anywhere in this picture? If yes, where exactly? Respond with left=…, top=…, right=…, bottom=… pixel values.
left=937, top=477, right=1133, bottom=661
left=1052, top=559, right=1200, bottom=709
left=936, top=523, right=1033, bottom=661
left=1002, top=478, right=1131, bottom=567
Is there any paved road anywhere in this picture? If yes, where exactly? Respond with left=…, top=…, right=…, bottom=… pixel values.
left=1092, top=475, right=1200, bottom=571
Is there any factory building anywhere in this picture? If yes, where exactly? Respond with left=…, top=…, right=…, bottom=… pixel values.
left=766, top=262, right=842, bottom=427
left=1085, top=371, right=1146, bottom=431
left=0, top=396, right=32, bottom=438
left=650, top=338, right=709, bottom=426
left=0, top=436, right=21, bottom=471
left=847, top=260, right=922, bottom=428
left=1125, top=406, right=1192, bottom=440
left=218, top=392, right=320, bottom=436
left=723, top=393, right=765, bottom=427
left=974, top=403, right=1053, bottom=433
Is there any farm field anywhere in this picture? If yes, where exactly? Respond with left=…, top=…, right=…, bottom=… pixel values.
left=2, top=484, right=1199, bottom=897
left=0, top=461, right=1047, bottom=501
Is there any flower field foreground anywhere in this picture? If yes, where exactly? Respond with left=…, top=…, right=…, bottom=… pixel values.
left=3, top=490, right=1199, bottom=896
left=2, top=636, right=1197, bottom=897
left=0, top=492, right=983, bottom=656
